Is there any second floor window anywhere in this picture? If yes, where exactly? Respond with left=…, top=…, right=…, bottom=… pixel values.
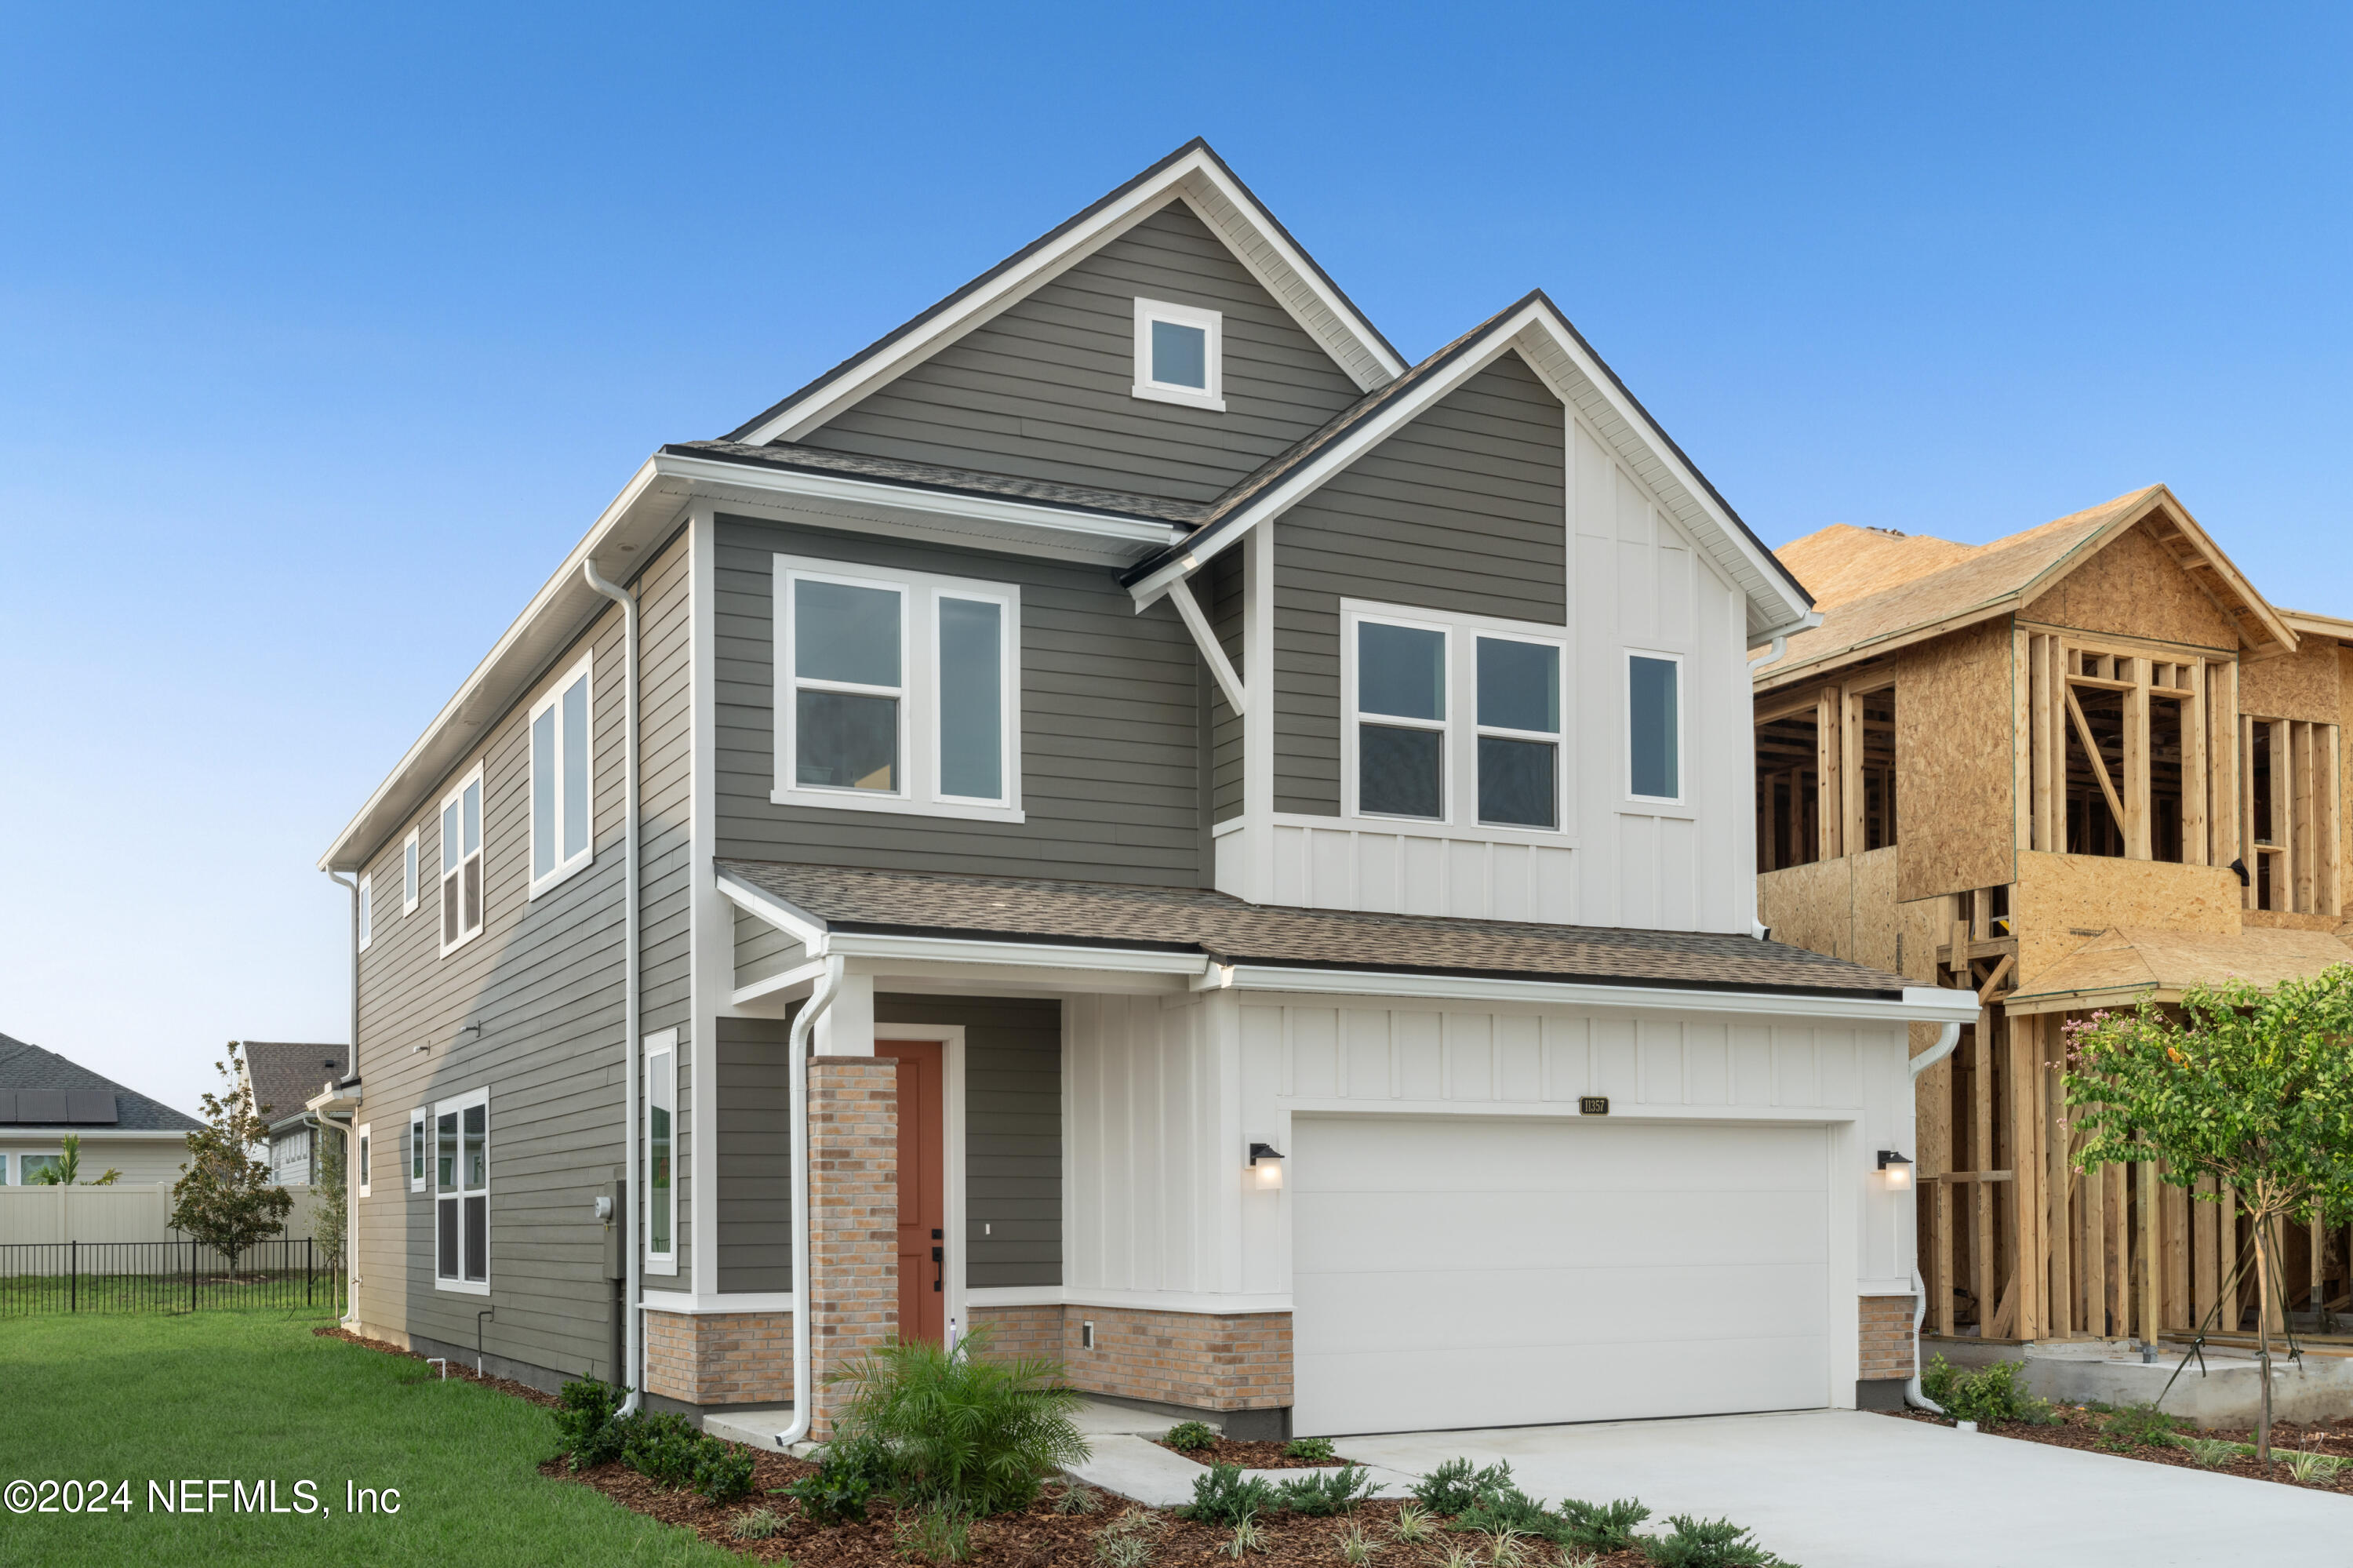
left=439, top=766, right=484, bottom=953
left=1627, top=652, right=1682, bottom=803
left=1346, top=603, right=1568, bottom=833
left=357, top=874, right=373, bottom=951
left=773, top=556, right=1024, bottom=822
left=529, top=653, right=595, bottom=896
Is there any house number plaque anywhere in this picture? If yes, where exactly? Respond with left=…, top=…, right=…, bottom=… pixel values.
left=1578, top=1096, right=1609, bottom=1115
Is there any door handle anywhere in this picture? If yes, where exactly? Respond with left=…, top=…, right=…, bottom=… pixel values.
left=932, top=1246, right=943, bottom=1291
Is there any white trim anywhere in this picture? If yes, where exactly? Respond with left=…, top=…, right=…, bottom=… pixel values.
left=354, top=1122, right=372, bottom=1198
left=1624, top=646, right=1687, bottom=807
left=712, top=871, right=830, bottom=948
left=356, top=874, right=373, bottom=953
left=772, top=555, right=1024, bottom=823
left=1196, top=963, right=1982, bottom=1024
left=435, top=764, right=486, bottom=956
left=639, top=1290, right=801, bottom=1316
left=1344, top=607, right=1452, bottom=824
left=408, top=1109, right=426, bottom=1192
left=401, top=830, right=420, bottom=915
left=963, top=1285, right=1294, bottom=1315
left=644, top=1028, right=678, bottom=1276
left=526, top=650, right=598, bottom=899
left=827, top=931, right=1207, bottom=973
left=931, top=588, right=1017, bottom=809
left=1166, top=578, right=1246, bottom=715
left=729, top=959, right=831, bottom=1010
left=431, top=1086, right=491, bottom=1297
left=1132, top=297, right=1225, bottom=411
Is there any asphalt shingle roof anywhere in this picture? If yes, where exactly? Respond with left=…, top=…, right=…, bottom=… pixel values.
left=664, top=440, right=1209, bottom=528
left=240, top=1041, right=349, bottom=1126
left=717, top=860, right=1914, bottom=999
left=0, top=1033, right=205, bottom=1131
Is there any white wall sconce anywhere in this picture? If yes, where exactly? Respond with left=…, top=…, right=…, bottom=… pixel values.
left=1249, top=1141, right=1285, bottom=1190
left=1877, top=1150, right=1914, bottom=1191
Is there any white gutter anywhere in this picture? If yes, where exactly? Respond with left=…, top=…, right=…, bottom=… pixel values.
left=1198, top=965, right=1981, bottom=1026
left=778, top=957, right=846, bottom=1448
left=324, top=869, right=360, bottom=1322
left=583, top=561, right=644, bottom=1414
left=1905, top=1020, right=1965, bottom=1413
left=1745, top=611, right=1821, bottom=672
left=302, top=1082, right=364, bottom=1325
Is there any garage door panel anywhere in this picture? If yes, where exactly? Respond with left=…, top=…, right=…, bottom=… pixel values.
left=1289, top=1115, right=1831, bottom=1436
left=1294, top=1189, right=1826, bottom=1272
left=1294, top=1261, right=1827, bottom=1353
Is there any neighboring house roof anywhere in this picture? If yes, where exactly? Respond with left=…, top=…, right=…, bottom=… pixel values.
left=2007, top=926, right=2353, bottom=1017
left=240, top=1041, right=348, bottom=1129
left=0, top=1032, right=204, bottom=1133
left=716, top=858, right=1915, bottom=999
left=1754, top=484, right=2297, bottom=692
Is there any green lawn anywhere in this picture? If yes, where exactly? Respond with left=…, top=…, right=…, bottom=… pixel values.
left=0, top=1307, right=734, bottom=1566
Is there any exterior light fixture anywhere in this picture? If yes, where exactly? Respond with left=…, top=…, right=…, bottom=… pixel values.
left=1877, top=1150, right=1915, bottom=1190
left=1249, top=1141, right=1285, bottom=1190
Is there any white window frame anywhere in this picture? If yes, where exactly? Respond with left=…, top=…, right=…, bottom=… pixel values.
left=355, top=1122, right=371, bottom=1198
left=1131, top=297, right=1225, bottom=412
left=1624, top=647, right=1688, bottom=808
left=643, top=1028, right=678, bottom=1276
left=409, top=1109, right=427, bottom=1192
left=402, top=828, right=420, bottom=915
left=772, top=555, right=1024, bottom=823
left=438, top=764, right=486, bottom=956
left=1340, top=600, right=1573, bottom=839
left=527, top=651, right=597, bottom=898
left=16, top=1152, right=64, bottom=1184
left=357, top=874, right=373, bottom=952
left=432, top=1086, right=490, bottom=1296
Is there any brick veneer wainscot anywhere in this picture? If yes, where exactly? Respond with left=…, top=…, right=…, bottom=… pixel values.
left=1859, top=1294, right=1915, bottom=1383
left=969, top=1304, right=1291, bottom=1411
left=644, top=1310, right=795, bottom=1405
left=808, top=1055, right=900, bottom=1436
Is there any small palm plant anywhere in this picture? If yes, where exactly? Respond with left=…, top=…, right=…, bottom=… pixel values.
left=825, top=1326, right=1090, bottom=1514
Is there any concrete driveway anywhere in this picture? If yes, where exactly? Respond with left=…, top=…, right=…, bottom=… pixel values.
left=1334, top=1410, right=2353, bottom=1568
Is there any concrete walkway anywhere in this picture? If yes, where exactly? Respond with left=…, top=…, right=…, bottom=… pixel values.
left=1063, top=1400, right=1418, bottom=1508
left=1337, top=1410, right=2353, bottom=1568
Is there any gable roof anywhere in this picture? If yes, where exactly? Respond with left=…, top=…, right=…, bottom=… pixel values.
left=725, top=139, right=1406, bottom=447
left=1120, top=291, right=1815, bottom=640
left=1754, top=485, right=2297, bottom=692
left=2006, top=926, right=2353, bottom=1017
left=0, top=1032, right=205, bottom=1133
left=239, top=1041, right=349, bottom=1128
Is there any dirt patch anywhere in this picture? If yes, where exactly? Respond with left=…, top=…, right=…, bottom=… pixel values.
left=1150, top=1437, right=1339, bottom=1469
left=313, top=1323, right=560, bottom=1409
left=1882, top=1404, right=2353, bottom=1493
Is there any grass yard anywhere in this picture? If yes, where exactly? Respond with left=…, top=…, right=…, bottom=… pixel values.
left=0, top=1307, right=733, bottom=1567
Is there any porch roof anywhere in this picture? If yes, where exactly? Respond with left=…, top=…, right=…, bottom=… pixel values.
left=715, top=859, right=1916, bottom=1000
left=2005, top=925, right=2353, bottom=1017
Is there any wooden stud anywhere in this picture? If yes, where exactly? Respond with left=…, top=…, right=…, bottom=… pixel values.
left=2164, top=1177, right=2190, bottom=1333
left=2213, top=660, right=2240, bottom=873
left=2323, top=726, right=2343, bottom=918
left=1842, top=685, right=1865, bottom=858
left=2031, top=635, right=2057, bottom=853
left=1816, top=686, right=1842, bottom=863
left=2125, top=656, right=2151, bottom=860
left=2294, top=720, right=2317, bottom=914
left=2270, top=719, right=2291, bottom=904
left=2194, top=1174, right=2220, bottom=1331
left=2049, top=1050, right=2074, bottom=1333
left=2106, top=1162, right=2129, bottom=1337
left=2065, top=685, right=2129, bottom=831
left=2242, top=714, right=2257, bottom=909
left=2010, top=1010, right=2044, bottom=1340
left=2013, top=626, right=2034, bottom=854
left=1974, top=1009, right=1995, bottom=1333
left=2183, top=657, right=2208, bottom=866
left=2140, top=1160, right=2161, bottom=1341
left=1936, top=1176, right=1956, bottom=1337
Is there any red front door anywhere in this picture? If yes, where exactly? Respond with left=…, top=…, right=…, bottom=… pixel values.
left=877, top=1040, right=946, bottom=1344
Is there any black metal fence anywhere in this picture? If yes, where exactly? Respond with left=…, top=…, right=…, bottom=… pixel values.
left=0, top=1239, right=329, bottom=1316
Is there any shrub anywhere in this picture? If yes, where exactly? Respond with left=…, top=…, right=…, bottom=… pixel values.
left=1453, top=1486, right=1564, bottom=1543
left=553, top=1379, right=627, bottom=1470
left=1284, top=1437, right=1336, bottom=1463
left=2094, top=1402, right=2184, bottom=1452
left=897, top=1501, right=976, bottom=1564
left=1164, top=1421, right=1220, bottom=1451
left=694, top=1441, right=758, bottom=1504
left=780, top=1435, right=895, bottom=1523
left=729, top=1506, right=784, bottom=1541
left=1920, top=1355, right=2058, bottom=1427
left=622, top=1411, right=706, bottom=1488
left=1275, top=1465, right=1377, bottom=1516
left=2172, top=1433, right=2247, bottom=1468
left=828, top=1328, right=1089, bottom=1514
left=1558, top=1497, right=1653, bottom=1552
left=1411, top=1457, right=1515, bottom=1515
left=1179, top=1464, right=1277, bottom=1526
left=1638, top=1515, right=1792, bottom=1568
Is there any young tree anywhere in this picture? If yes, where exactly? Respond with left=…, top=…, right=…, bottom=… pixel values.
left=2066, top=966, right=2353, bottom=1463
left=27, top=1134, right=122, bottom=1186
left=170, top=1042, right=294, bottom=1277
left=311, top=1119, right=348, bottom=1313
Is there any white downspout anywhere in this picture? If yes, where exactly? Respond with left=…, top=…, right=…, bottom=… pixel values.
left=325, top=868, right=361, bottom=1322
left=779, top=956, right=846, bottom=1448
left=584, top=560, right=643, bottom=1413
left=1905, top=1020, right=1964, bottom=1412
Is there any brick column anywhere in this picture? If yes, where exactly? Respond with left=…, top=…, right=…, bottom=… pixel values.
left=807, top=1055, right=898, bottom=1436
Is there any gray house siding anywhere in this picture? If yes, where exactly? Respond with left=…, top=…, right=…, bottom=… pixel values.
left=1272, top=350, right=1567, bottom=815
left=733, top=904, right=804, bottom=992
left=795, top=200, right=1364, bottom=505
left=1207, top=547, right=1245, bottom=824
left=715, top=515, right=1208, bottom=886
left=348, top=529, right=693, bottom=1391
left=715, top=1016, right=792, bottom=1293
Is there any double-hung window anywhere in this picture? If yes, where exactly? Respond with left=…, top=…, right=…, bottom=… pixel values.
left=408, top=1109, right=427, bottom=1191
left=438, top=766, right=485, bottom=953
left=357, top=874, right=373, bottom=951
left=645, top=1029, right=676, bottom=1275
left=355, top=1124, right=372, bottom=1198
left=1131, top=298, right=1224, bottom=411
left=773, top=557, right=1022, bottom=821
left=1626, top=651, right=1683, bottom=804
left=529, top=653, right=595, bottom=896
left=434, top=1089, right=489, bottom=1293
left=1345, top=602, right=1569, bottom=834
left=402, top=829, right=420, bottom=915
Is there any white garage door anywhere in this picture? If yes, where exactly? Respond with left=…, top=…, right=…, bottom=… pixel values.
left=1291, top=1115, right=1830, bottom=1436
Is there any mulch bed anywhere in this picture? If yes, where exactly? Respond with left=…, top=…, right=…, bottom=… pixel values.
left=1884, top=1403, right=2353, bottom=1493
left=313, top=1324, right=560, bottom=1409
left=1150, top=1437, right=1338, bottom=1469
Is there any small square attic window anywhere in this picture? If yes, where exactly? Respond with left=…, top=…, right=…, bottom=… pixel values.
left=1133, top=298, right=1224, bottom=411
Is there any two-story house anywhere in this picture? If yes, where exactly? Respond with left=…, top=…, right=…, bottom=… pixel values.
left=318, top=140, right=1973, bottom=1439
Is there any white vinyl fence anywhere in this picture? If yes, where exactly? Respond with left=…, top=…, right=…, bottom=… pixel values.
left=0, top=1182, right=333, bottom=1248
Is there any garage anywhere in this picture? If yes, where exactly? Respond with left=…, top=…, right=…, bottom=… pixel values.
left=1290, top=1114, right=1832, bottom=1436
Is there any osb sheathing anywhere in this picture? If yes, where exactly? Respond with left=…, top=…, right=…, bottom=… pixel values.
left=2241, top=907, right=2343, bottom=933
left=2013, top=850, right=2240, bottom=985
left=1896, top=619, right=2017, bottom=902
left=2019, top=521, right=2241, bottom=651
left=1758, top=858, right=1857, bottom=962
left=1850, top=847, right=1902, bottom=973
left=2238, top=637, right=2344, bottom=724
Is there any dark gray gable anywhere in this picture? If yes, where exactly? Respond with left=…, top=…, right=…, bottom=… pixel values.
left=1273, top=348, right=1568, bottom=815
left=794, top=199, right=1367, bottom=505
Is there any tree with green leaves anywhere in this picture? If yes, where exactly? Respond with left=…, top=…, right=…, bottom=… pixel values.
left=2065, top=965, right=2353, bottom=1463
left=27, top=1133, right=122, bottom=1186
left=170, top=1042, right=294, bottom=1277
left=311, top=1118, right=347, bottom=1313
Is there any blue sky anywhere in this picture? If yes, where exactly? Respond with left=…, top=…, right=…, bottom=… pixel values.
left=3, top=2, right=2345, bottom=1118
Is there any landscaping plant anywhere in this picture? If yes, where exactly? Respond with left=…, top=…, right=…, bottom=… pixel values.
left=1273, top=1464, right=1377, bottom=1515
left=1638, top=1514, right=1794, bottom=1568
left=778, top=1435, right=896, bottom=1523
left=896, top=1500, right=976, bottom=1564
left=1178, top=1464, right=1278, bottom=1526
left=1283, top=1436, right=1337, bottom=1463
left=827, top=1326, right=1089, bottom=1513
left=1453, top=1485, right=1567, bottom=1544
left=1557, top=1497, right=1653, bottom=1552
left=2171, top=1434, right=2246, bottom=1468
left=1390, top=1504, right=1438, bottom=1544
left=2093, top=1402, right=2184, bottom=1452
left=1337, top=1520, right=1380, bottom=1564
left=27, top=1133, right=122, bottom=1186
left=1220, top=1515, right=1269, bottom=1559
left=2066, top=966, right=2353, bottom=1464
left=169, top=1042, right=295, bottom=1276
left=1411, top=1457, right=1517, bottom=1515
left=729, top=1507, right=784, bottom=1541
left=1918, top=1355, right=2057, bottom=1427
left=2285, top=1449, right=2346, bottom=1483
left=553, top=1378, right=628, bottom=1470
left=1095, top=1534, right=1151, bottom=1568
left=1056, top=1483, right=1104, bottom=1515
left=1163, top=1421, right=1220, bottom=1451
